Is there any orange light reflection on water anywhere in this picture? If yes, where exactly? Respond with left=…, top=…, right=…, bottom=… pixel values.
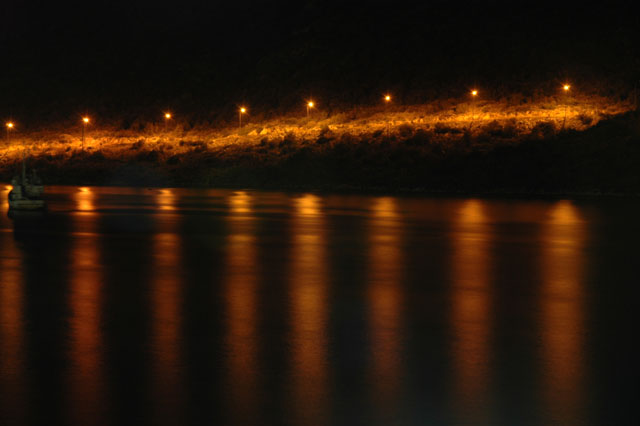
left=75, top=187, right=95, bottom=212
left=157, top=189, right=176, bottom=211
left=68, top=203, right=106, bottom=425
left=0, top=237, right=27, bottom=425
left=1, top=186, right=11, bottom=216
left=367, top=197, right=405, bottom=420
left=540, top=200, right=586, bottom=425
left=289, top=194, right=329, bottom=426
left=224, top=191, right=259, bottom=423
left=150, top=206, right=185, bottom=424
left=230, top=190, right=251, bottom=215
left=450, top=200, right=493, bottom=423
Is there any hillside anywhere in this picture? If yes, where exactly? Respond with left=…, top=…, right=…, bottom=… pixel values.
left=1, top=96, right=638, bottom=195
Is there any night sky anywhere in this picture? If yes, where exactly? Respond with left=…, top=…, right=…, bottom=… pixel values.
left=2, top=1, right=638, bottom=126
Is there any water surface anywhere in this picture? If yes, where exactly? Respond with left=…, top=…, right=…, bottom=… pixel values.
left=0, top=186, right=638, bottom=425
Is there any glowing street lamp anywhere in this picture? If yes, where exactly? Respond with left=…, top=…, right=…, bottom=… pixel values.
left=239, top=107, right=247, bottom=128
left=6, top=121, right=14, bottom=142
left=562, top=84, right=571, bottom=129
left=164, top=112, right=172, bottom=132
left=470, top=89, right=479, bottom=123
left=384, top=94, right=392, bottom=136
left=306, top=101, right=314, bottom=118
left=81, top=117, right=90, bottom=150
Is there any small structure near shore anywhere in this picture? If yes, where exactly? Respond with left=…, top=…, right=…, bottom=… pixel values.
left=8, top=153, right=45, bottom=211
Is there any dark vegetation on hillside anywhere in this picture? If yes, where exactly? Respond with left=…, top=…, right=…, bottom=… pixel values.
left=4, top=111, right=639, bottom=195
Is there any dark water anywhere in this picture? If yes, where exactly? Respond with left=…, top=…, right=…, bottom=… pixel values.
left=0, top=186, right=638, bottom=426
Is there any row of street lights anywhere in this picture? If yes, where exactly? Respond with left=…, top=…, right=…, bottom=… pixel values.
left=238, top=100, right=321, bottom=128
left=5, top=117, right=90, bottom=149
left=4, top=84, right=573, bottom=140
left=223, top=85, right=572, bottom=129
left=236, top=101, right=317, bottom=128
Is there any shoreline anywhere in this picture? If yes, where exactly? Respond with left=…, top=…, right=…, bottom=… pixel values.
left=4, top=180, right=639, bottom=201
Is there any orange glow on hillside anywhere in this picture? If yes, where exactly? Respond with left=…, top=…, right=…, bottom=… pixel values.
left=0, top=94, right=628, bottom=165
left=563, top=84, right=570, bottom=91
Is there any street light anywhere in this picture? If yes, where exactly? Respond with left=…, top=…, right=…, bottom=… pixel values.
left=470, top=89, right=478, bottom=124
left=6, top=122, right=14, bottom=142
left=164, top=112, right=172, bottom=132
left=562, top=84, right=571, bottom=129
left=384, top=94, right=392, bottom=136
left=239, top=107, right=246, bottom=128
left=81, top=117, right=90, bottom=150
left=306, top=101, right=314, bottom=118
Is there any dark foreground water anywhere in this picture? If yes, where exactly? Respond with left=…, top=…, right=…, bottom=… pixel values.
left=0, top=186, right=638, bottom=426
